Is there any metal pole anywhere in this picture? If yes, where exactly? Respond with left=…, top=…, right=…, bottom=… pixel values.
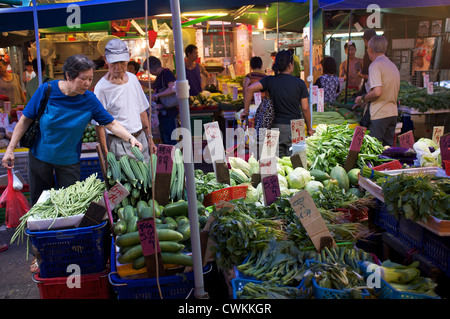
left=309, top=0, right=313, bottom=125
left=32, top=0, right=42, bottom=85
left=276, top=2, right=279, bottom=51
left=344, top=10, right=353, bottom=104
left=170, top=0, right=207, bottom=299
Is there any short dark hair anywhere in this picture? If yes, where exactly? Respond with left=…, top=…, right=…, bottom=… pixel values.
left=185, top=44, right=197, bottom=56
left=320, top=56, right=337, bottom=75
left=250, top=56, right=263, bottom=70
left=63, top=55, right=95, bottom=80
left=272, top=50, right=293, bottom=75
left=32, top=58, right=45, bottom=73
left=363, top=29, right=377, bottom=42
left=25, top=61, right=32, bottom=67
left=128, top=61, right=140, bottom=74
left=143, top=56, right=161, bottom=71
left=344, top=42, right=356, bottom=50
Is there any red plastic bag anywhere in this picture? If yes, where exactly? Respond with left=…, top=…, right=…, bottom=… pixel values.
left=5, top=169, right=31, bottom=228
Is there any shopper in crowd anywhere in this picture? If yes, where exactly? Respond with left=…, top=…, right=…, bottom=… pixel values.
left=288, top=48, right=302, bottom=78
left=0, top=59, right=26, bottom=104
left=243, top=56, right=267, bottom=103
left=26, top=58, right=53, bottom=102
left=242, top=50, right=313, bottom=157
left=127, top=60, right=141, bottom=75
left=359, top=29, right=377, bottom=85
left=314, top=56, right=340, bottom=103
left=94, top=38, right=156, bottom=162
left=185, top=44, right=209, bottom=96
left=146, top=56, right=178, bottom=145
left=2, top=54, right=143, bottom=205
left=339, top=41, right=363, bottom=89
left=354, top=35, right=400, bottom=146
left=22, top=61, right=36, bottom=87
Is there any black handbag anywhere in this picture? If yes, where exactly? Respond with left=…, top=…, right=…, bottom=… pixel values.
left=359, top=102, right=371, bottom=128
left=20, top=84, right=51, bottom=148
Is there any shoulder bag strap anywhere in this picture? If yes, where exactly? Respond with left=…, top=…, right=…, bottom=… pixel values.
left=36, top=83, right=51, bottom=121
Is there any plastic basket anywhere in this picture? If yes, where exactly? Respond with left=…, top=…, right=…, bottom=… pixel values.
left=358, top=261, right=440, bottom=299
left=231, top=278, right=309, bottom=299
left=305, top=260, right=370, bottom=299
left=373, top=199, right=399, bottom=236
left=444, top=160, right=450, bottom=176
left=203, top=185, right=248, bottom=207
left=372, top=160, right=403, bottom=171
left=80, top=157, right=103, bottom=181
left=26, top=221, right=110, bottom=278
left=108, top=239, right=212, bottom=299
left=397, top=216, right=424, bottom=250
left=421, top=228, right=450, bottom=276
left=32, top=270, right=112, bottom=299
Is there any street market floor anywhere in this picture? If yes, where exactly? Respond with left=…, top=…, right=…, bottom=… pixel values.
left=0, top=224, right=40, bottom=299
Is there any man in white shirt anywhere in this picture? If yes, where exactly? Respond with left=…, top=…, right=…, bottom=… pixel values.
left=94, top=38, right=156, bottom=161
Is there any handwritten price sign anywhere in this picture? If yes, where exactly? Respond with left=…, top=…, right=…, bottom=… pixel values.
left=398, top=130, right=415, bottom=149
left=262, top=175, right=280, bottom=206
left=259, top=157, right=277, bottom=176
left=137, top=218, right=160, bottom=256
left=291, top=119, right=305, bottom=145
left=440, top=133, right=450, bottom=166
left=254, top=92, right=262, bottom=107
left=317, top=88, right=324, bottom=112
left=156, top=144, right=175, bottom=174
left=106, top=183, right=130, bottom=210
left=311, top=85, right=318, bottom=104
left=349, top=126, right=366, bottom=152
left=432, top=126, right=444, bottom=146
left=260, top=130, right=280, bottom=160
left=0, top=113, right=9, bottom=128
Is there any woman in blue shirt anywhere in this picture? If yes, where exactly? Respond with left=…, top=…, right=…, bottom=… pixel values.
left=2, top=55, right=143, bottom=205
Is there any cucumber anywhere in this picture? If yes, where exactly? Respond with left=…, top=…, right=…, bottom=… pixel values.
left=120, top=244, right=137, bottom=255
left=177, top=221, right=190, bottom=241
left=132, top=256, right=146, bottom=270
left=114, top=220, right=127, bottom=236
left=161, top=252, right=193, bottom=266
left=330, top=165, right=350, bottom=190
left=140, top=206, right=161, bottom=219
left=117, top=207, right=125, bottom=221
left=163, top=200, right=189, bottom=217
left=146, top=199, right=161, bottom=217
left=116, top=229, right=183, bottom=248
left=156, top=223, right=176, bottom=230
left=127, top=215, right=138, bottom=233
left=309, top=169, right=331, bottom=182
left=121, top=244, right=143, bottom=263
left=348, top=168, right=360, bottom=187
left=160, top=241, right=185, bottom=253
left=163, top=216, right=178, bottom=229
left=157, top=228, right=184, bottom=241
left=123, top=205, right=135, bottom=222
left=197, top=201, right=206, bottom=215
left=136, top=200, right=148, bottom=217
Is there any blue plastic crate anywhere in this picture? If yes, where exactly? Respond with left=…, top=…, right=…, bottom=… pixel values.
left=231, top=278, right=309, bottom=299
left=80, top=157, right=104, bottom=181
left=374, top=199, right=399, bottom=236
left=108, top=239, right=211, bottom=299
left=26, top=221, right=110, bottom=278
left=305, top=260, right=370, bottom=299
left=359, top=261, right=440, bottom=299
left=397, top=216, right=424, bottom=250
left=421, top=228, right=450, bottom=277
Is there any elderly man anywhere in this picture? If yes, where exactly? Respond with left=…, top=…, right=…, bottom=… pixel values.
left=355, top=35, right=400, bottom=146
left=94, top=38, right=156, bottom=161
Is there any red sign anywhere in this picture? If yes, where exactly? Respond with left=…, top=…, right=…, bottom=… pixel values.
left=349, top=126, right=366, bottom=152
left=137, top=218, right=160, bottom=256
left=156, top=144, right=175, bottom=174
left=440, top=133, right=450, bottom=169
left=398, top=130, right=415, bottom=149
left=262, top=175, right=280, bottom=206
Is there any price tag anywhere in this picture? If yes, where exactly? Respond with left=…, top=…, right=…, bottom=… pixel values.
left=204, top=121, right=226, bottom=163
left=317, top=88, right=324, bottom=112
left=137, top=218, right=160, bottom=256
left=349, top=126, right=366, bottom=152
left=440, top=133, right=450, bottom=168
left=254, top=92, right=262, bottom=107
left=229, top=64, right=236, bottom=79
left=289, top=190, right=336, bottom=251
left=222, top=84, right=229, bottom=95
left=423, top=73, right=429, bottom=88
left=17, top=111, right=23, bottom=121
left=0, top=113, right=9, bottom=128
left=291, top=119, right=305, bottom=145
left=259, top=157, right=277, bottom=177
left=3, top=101, right=11, bottom=115
left=156, top=144, right=175, bottom=174
left=311, top=85, right=318, bottom=104
left=262, top=174, right=280, bottom=206
left=398, top=130, right=415, bottom=149
left=232, top=86, right=238, bottom=101
left=260, top=129, right=280, bottom=160
left=105, top=182, right=130, bottom=210
left=427, top=82, right=434, bottom=95
left=432, top=126, right=445, bottom=146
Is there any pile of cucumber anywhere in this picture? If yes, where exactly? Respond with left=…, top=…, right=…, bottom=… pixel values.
left=114, top=199, right=208, bottom=270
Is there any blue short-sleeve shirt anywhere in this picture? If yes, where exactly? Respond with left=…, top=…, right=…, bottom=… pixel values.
left=23, top=80, right=114, bottom=165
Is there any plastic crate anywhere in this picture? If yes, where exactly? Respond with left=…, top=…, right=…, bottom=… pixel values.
left=397, top=216, right=424, bottom=250
left=231, top=278, right=309, bottom=299
left=305, top=260, right=370, bottom=299
left=444, top=160, right=450, bottom=176
left=358, top=262, right=440, bottom=299
left=32, top=270, right=112, bottom=299
left=0, top=151, right=29, bottom=183
left=80, top=157, right=103, bottom=181
left=26, top=221, right=110, bottom=278
left=421, top=228, right=450, bottom=276
left=108, top=239, right=212, bottom=299
left=203, top=185, right=248, bottom=207
left=373, top=199, right=399, bottom=236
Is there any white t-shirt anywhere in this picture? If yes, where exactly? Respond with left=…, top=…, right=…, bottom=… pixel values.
left=94, top=72, right=149, bottom=134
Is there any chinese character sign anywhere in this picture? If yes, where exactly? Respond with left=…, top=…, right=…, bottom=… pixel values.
left=0, top=113, right=9, bottom=128
left=262, top=175, right=280, bottom=205
left=349, top=126, right=366, bottom=152
left=317, top=88, right=324, bottom=112
left=260, top=130, right=280, bottom=160
left=137, top=218, right=160, bottom=256
left=398, top=130, right=415, bottom=149
left=291, top=119, right=305, bottom=145
left=432, top=126, right=444, bottom=146
left=156, top=144, right=175, bottom=174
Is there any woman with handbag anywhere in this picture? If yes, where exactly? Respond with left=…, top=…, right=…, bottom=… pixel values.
left=243, top=50, right=313, bottom=157
left=145, top=56, right=179, bottom=145
left=2, top=54, right=143, bottom=205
